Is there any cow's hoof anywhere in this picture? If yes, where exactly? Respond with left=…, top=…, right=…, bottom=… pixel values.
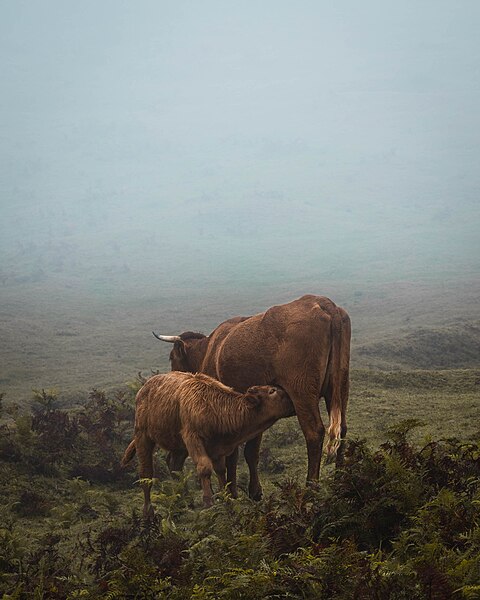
left=143, top=504, right=155, bottom=520
left=306, top=480, right=321, bottom=493
left=249, top=487, right=263, bottom=502
left=324, top=452, right=336, bottom=466
left=227, top=484, right=238, bottom=499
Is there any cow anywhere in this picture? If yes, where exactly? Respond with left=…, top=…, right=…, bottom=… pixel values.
left=121, top=371, right=294, bottom=516
left=152, top=294, right=351, bottom=500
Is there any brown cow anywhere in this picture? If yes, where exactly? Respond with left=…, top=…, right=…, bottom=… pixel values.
left=153, top=294, right=351, bottom=500
left=121, top=371, right=294, bottom=516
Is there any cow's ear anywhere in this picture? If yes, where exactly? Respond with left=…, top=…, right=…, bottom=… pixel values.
left=173, top=340, right=186, bottom=358
left=245, top=388, right=262, bottom=407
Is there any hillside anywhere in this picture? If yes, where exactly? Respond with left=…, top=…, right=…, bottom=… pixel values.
left=1, top=275, right=479, bottom=406
left=356, top=322, right=480, bottom=370
left=1, top=375, right=479, bottom=598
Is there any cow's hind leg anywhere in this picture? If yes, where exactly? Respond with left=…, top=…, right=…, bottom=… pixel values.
left=287, top=388, right=325, bottom=483
left=324, top=390, right=347, bottom=467
left=182, top=431, right=214, bottom=507
left=136, top=435, right=156, bottom=519
left=244, top=434, right=263, bottom=500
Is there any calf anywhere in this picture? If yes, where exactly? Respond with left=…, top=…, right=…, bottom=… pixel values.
left=121, top=371, right=294, bottom=515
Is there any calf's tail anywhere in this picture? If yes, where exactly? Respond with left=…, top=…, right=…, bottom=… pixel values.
left=121, top=439, right=136, bottom=467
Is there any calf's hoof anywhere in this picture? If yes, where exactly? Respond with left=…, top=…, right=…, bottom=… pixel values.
left=202, top=495, right=213, bottom=508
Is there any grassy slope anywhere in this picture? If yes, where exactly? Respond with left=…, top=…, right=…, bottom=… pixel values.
left=1, top=368, right=478, bottom=583
left=256, top=367, right=480, bottom=494
left=1, top=281, right=478, bottom=595
left=1, top=273, right=479, bottom=406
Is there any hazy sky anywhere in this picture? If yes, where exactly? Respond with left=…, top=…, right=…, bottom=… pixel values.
left=1, top=1, right=480, bottom=401
left=1, top=1, right=479, bottom=288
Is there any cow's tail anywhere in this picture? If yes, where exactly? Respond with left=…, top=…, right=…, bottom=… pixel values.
left=325, top=307, right=350, bottom=461
left=121, top=439, right=136, bottom=467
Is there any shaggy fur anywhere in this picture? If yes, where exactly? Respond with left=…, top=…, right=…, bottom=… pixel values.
left=122, top=371, right=294, bottom=515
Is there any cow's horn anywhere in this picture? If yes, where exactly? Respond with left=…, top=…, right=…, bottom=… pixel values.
left=152, top=332, right=181, bottom=343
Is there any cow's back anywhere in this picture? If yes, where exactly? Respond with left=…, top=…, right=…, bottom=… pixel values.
left=214, top=295, right=336, bottom=392
left=200, top=316, right=251, bottom=378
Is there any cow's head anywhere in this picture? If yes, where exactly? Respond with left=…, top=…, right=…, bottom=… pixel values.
left=152, top=331, right=206, bottom=372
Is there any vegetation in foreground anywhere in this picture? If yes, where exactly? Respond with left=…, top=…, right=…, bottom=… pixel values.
left=0, top=382, right=479, bottom=599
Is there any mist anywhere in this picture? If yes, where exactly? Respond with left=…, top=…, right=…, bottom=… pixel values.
left=1, top=1, right=479, bottom=400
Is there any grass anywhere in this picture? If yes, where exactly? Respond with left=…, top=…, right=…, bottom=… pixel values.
left=3, top=366, right=477, bottom=505
left=1, top=390, right=479, bottom=598
left=1, top=270, right=479, bottom=406
left=1, top=355, right=478, bottom=597
left=2, top=366, right=478, bottom=518
left=255, top=367, right=480, bottom=496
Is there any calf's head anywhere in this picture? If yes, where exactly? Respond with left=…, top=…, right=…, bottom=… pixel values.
left=244, top=386, right=295, bottom=417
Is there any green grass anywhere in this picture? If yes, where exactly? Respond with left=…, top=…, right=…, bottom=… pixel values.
left=1, top=394, right=479, bottom=598
left=256, top=367, right=480, bottom=496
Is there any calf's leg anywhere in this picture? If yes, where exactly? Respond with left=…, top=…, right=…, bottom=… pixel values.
left=183, top=431, right=214, bottom=507
left=136, top=435, right=156, bottom=519
left=212, top=456, right=227, bottom=489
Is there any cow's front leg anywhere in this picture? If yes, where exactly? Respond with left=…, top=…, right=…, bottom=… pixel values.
left=286, top=389, right=325, bottom=483
left=244, top=434, right=263, bottom=500
left=225, top=447, right=239, bottom=498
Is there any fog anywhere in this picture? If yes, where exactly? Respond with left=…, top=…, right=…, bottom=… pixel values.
left=1, top=1, right=478, bottom=291
left=1, top=2, right=479, bottom=399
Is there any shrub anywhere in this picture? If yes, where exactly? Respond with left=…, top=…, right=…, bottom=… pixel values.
left=1, top=402, right=479, bottom=599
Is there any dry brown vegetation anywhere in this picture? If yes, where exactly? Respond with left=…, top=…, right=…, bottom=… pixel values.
left=1, top=275, right=479, bottom=406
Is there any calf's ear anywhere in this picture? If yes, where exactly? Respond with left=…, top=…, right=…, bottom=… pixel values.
left=245, top=389, right=262, bottom=407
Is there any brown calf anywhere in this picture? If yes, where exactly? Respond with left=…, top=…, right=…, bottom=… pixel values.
left=121, top=371, right=294, bottom=516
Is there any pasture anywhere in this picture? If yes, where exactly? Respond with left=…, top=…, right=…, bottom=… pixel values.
left=1, top=271, right=479, bottom=597
left=1, top=270, right=478, bottom=405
